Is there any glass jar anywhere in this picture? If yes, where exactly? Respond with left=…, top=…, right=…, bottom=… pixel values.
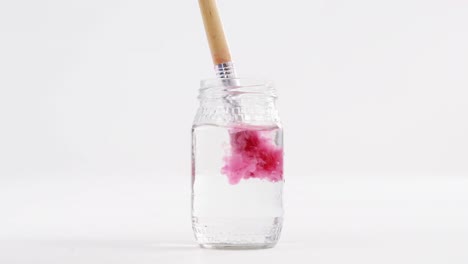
left=191, top=78, right=284, bottom=249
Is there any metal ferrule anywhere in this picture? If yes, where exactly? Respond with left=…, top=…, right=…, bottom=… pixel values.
left=215, top=62, right=237, bottom=79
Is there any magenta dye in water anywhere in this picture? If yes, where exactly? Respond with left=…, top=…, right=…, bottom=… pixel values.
left=221, top=126, right=283, bottom=185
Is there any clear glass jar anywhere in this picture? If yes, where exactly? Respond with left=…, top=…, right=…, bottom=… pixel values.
left=191, top=78, right=284, bottom=249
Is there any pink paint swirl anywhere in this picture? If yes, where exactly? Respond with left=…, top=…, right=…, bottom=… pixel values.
left=221, top=126, right=283, bottom=185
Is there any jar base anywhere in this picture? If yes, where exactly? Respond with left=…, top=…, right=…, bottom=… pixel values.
left=192, top=216, right=283, bottom=249
left=199, top=242, right=277, bottom=250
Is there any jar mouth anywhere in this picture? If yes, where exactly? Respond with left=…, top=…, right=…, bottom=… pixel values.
left=199, top=78, right=277, bottom=99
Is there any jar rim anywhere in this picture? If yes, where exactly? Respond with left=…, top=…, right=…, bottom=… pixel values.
left=199, top=78, right=277, bottom=98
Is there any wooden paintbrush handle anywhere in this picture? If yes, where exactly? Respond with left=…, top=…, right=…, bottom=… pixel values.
left=198, top=0, right=232, bottom=65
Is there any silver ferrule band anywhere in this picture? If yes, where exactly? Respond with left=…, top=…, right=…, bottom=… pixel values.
left=215, top=62, right=237, bottom=79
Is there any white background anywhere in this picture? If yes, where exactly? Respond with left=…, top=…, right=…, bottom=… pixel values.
left=0, top=0, right=467, bottom=263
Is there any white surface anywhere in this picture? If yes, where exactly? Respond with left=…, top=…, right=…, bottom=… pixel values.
left=1, top=174, right=467, bottom=263
left=1, top=0, right=468, bottom=263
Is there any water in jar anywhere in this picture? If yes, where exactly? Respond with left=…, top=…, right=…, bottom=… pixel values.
left=191, top=123, right=283, bottom=249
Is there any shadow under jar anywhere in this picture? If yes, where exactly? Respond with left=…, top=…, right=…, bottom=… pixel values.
left=191, top=79, right=284, bottom=249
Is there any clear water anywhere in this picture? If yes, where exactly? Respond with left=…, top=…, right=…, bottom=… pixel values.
left=191, top=124, right=284, bottom=249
